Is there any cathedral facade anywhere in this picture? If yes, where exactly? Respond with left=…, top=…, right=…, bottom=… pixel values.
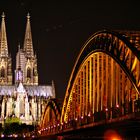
left=0, top=13, right=55, bottom=126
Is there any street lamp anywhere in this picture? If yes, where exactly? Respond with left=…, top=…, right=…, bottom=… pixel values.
left=105, top=108, right=108, bottom=120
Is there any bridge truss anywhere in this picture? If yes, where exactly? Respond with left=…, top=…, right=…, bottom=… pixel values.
left=61, top=30, right=140, bottom=124
left=39, top=30, right=140, bottom=138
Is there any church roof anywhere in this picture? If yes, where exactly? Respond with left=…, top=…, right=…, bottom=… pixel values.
left=0, top=85, right=55, bottom=98
left=25, top=85, right=55, bottom=97
left=0, top=86, right=15, bottom=95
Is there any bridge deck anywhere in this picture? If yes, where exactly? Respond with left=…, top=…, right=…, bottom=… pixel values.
left=49, top=112, right=140, bottom=139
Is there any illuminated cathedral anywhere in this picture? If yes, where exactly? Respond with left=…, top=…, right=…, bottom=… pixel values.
left=0, top=13, right=55, bottom=126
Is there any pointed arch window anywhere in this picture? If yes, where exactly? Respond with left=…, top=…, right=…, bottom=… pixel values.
left=27, top=67, right=31, bottom=78
left=1, top=66, right=5, bottom=78
left=33, top=68, right=37, bottom=76
left=33, top=68, right=35, bottom=76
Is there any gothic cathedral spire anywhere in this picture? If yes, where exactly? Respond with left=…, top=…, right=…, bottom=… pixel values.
left=15, top=13, right=38, bottom=85
left=0, top=12, right=8, bottom=57
left=0, top=12, right=12, bottom=85
left=23, top=13, right=34, bottom=58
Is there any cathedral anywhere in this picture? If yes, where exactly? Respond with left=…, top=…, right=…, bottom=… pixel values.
left=0, top=13, right=55, bottom=126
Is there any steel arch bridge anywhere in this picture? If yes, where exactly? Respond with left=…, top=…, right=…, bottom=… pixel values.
left=39, top=30, right=140, bottom=137
left=61, top=30, right=140, bottom=123
left=40, top=99, right=61, bottom=129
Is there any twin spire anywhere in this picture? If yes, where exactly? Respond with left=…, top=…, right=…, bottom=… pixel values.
left=0, top=12, right=34, bottom=58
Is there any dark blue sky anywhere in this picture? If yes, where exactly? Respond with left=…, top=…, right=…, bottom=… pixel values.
left=0, top=0, right=140, bottom=99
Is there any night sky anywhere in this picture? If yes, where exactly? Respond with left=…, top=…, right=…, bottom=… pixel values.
left=0, top=0, right=140, bottom=99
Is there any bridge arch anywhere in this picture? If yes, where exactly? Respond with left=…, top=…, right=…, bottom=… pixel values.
left=61, top=30, right=140, bottom=123
left=40, top=99, right=61, bottom=129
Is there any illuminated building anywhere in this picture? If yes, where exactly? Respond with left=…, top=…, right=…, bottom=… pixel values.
left=0, top=12, right=55, bottom=126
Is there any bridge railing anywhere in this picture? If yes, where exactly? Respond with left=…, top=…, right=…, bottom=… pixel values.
left=37, top=98, right=140, bottom=136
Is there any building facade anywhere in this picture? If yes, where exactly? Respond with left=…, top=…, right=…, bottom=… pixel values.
left=0, top=13, right=55, bottom=125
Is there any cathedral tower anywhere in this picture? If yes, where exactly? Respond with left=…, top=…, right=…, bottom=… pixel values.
left=0, top=12, right=55, bottom=126
left=15, top=13, right=38, bottom=85
left=0, top=13, right=12, bottom=85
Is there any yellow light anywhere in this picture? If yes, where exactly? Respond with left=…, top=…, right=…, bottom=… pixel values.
left=131, top=57, right=137, bottom=72
left=104, top=130, right=122, bottom=140
left=112, top=138, right=120, bottom=140
left=111, top=136, right=122, bottom=140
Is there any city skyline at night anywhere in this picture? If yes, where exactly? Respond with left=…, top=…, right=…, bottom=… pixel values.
left=0, top=1, right=140, bottom=138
